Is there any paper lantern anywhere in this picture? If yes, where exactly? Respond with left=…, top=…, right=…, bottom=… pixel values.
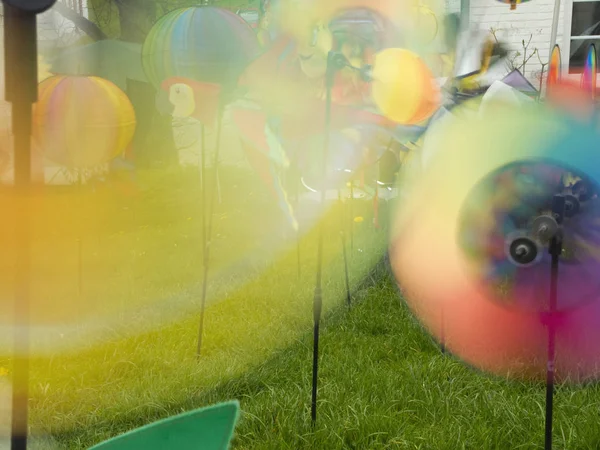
left=371, top=48, right=440, bottom=125
left=33, top=75, right=136, bottom=169
left=546, top=45, right=595, bottom=120
left=581, top=44, right=596, bottom=98
left=142, top=7, right=260, bottom=89
left=546, top=44, right=561, bottom=96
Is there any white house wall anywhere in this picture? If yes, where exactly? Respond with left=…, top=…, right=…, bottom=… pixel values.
left=445, top=0, right=462, bottom=14
left=470, top=0, right=565, bottom=84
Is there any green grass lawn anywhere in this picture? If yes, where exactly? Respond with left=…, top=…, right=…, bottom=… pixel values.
left=40, top=263, right=600, bottom=449
left=0, top=163, right=388, bottom=448
left=2, top=165, right=600, bottom=449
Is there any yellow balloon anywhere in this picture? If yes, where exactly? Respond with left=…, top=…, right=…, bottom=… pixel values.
left=372, top=48, right=440, bottom=125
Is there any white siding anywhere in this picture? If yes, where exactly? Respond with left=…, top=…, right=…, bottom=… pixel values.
left=445, top=0, right=463, bottom=14
left=470, top=0, right=565, bottom=85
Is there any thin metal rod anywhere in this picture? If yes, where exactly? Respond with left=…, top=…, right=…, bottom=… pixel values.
left=77, top=170, right=83, bottom=300
left=349, top=181, right=354, bottom=251
left=373, top=181, right=379, bottom=229
left=196, top=114, right=223, bottom=357
left=312, top=51, right=336, bottom=425
left=545, top=237, right=560, bottom=450
left=295, top=159, right=301, bottom=278
left=12, top=101, right=32, bottom=450
left=296, top=228, right=301, bottom=278
left=197, top=123, right=209, bottom=357
left=216, top=166, right=222, bottom=205
left=337, top=189, right=351, bottom=307
left=440, top=307, right=446, bottom=354
left=206, top=115, right=223, bottom=266
left=5, top=6, right=38, bottom=449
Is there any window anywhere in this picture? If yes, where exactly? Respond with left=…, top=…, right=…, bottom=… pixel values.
left=564, top=0, right=600, bottom=73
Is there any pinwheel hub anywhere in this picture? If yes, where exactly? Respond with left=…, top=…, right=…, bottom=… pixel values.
left=329, top=52, right=350, bottom=72
left=507, top=236, right=539, bottom=266
left=505, top=212, right=563, bottom=267
left=531, top=215, right=559, bottom=244
left=458, top=159, right=600, bottom=311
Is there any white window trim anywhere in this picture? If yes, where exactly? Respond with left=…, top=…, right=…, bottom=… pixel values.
left=562, top=0, right=600, bottom=75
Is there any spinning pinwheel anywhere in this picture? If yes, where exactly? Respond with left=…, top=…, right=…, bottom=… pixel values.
left=391, top=102, right=600, bottom=450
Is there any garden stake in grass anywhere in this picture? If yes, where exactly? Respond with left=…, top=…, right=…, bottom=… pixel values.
left=197, top=109, right=224, bottom=358
left=439, top=309, right=446, bottom=354
left=197, top=123, right=208, bottom=356
left=311, top=50, right=348, bottom=424
left=3, top=1, right=57, bottom=448
left=294, top=157, right=301, bottom=278
left=543, top=194, right=565, bottom=450
left=338, top=188, right=351, bottom=308
left=499, top=194, right=566, bottom=450
left=349, top=179, right=354, bottom=251
left=77, top=169, right=84, bottom=302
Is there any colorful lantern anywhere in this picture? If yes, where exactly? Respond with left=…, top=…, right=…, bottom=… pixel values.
left=581, top=44, right=596, bottom=98
left=547, top=44, right=561, bottom=95
left=546, top=45, right=595, bottom=120
left=371, top=48, right=440, bottom=125
left=33, top=76, right=136, bottom=169
left=142, top=7, right=260, bottom=90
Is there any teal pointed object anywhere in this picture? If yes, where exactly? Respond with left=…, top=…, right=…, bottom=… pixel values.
left=89, top=401, right=240, bottom=450
left=49, top=40, right=147, bottom=92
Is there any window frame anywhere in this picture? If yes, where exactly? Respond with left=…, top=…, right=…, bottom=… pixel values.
left=563, top=0, right=600, bottom=74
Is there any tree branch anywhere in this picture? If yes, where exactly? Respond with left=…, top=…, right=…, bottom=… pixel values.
left=53, top=1, right=108, bottom=41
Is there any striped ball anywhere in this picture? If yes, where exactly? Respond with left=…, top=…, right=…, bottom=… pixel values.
left=33, top=76, right=136, bottom=169
left=142, top=7, right=260, bottom=89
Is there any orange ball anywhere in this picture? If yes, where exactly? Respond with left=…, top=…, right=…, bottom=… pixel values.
left=33, top=76, right=136, bottom=169
left=371, top=48, right=440, bottom=125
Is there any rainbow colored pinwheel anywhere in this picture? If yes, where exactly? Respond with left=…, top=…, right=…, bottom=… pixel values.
left=391, top=102, right=600, bottom=382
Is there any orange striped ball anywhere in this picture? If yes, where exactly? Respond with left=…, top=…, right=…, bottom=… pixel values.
left=33, top=76, right=136, bottom=168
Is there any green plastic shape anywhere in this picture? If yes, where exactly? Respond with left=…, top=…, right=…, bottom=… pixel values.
left=89, top=401, right=240, bottom=450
